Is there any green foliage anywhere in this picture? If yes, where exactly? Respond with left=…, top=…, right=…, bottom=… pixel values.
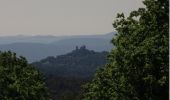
left=32, top=46, right=108, bottom=100
left=83, top=0, right=169, bottom=100
left=0, top=51, right=50, bottom=100
left=33, top=46, right=108, bottom=78
left=46, top=75, right=89, bottom=100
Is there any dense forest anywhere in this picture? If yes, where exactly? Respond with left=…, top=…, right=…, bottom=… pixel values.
left=32, top=45, right=108, bottom=78
left=0, top=0, right=168, bottom=100
left=32, top=46, right=108, bottom=99
left=45, top=76, right=89, bottom=100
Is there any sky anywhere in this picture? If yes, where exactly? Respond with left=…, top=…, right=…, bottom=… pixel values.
left=0, top=0, right=144, bottom=36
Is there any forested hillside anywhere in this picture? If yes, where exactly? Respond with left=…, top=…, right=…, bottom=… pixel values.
left=32, top=46, right=108, bottom=99
left=0, top=0, right=168, bottom=100
left=32, top=46, right=108, bottom=78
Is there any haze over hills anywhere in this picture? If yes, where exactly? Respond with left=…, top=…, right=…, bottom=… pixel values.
left=0, top=32, right=115, bottom=62
left=0, top=32, right=115, bottom=44
left=0, top=35, right=65, bottom=44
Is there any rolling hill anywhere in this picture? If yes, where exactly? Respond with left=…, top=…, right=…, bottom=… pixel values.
left=32, top=46, right=108, bottom=100
left=32, top=46, right=108, bottom=78
left=0, top=32, right=115, bottom=62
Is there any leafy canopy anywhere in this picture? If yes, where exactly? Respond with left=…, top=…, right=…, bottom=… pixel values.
left=83, top=0, right=169, bottom=100
left=0, top=51, right=49, bottom=100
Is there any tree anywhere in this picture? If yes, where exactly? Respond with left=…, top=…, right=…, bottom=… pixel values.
left=0, top=51, right=50, bottom=100
left=83, top=0, right=169, bottom=100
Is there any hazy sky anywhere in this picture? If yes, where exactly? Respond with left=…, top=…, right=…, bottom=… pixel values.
left=0, top=0, right=144, bottom=36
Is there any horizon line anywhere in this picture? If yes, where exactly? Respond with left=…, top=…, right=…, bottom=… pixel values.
left=0, top=31, right=116, bottom=37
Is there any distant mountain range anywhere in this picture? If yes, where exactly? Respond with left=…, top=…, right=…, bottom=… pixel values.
left=0, top=32, right=115, bottom=62
left=32, top=46, right=108, bottom=78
